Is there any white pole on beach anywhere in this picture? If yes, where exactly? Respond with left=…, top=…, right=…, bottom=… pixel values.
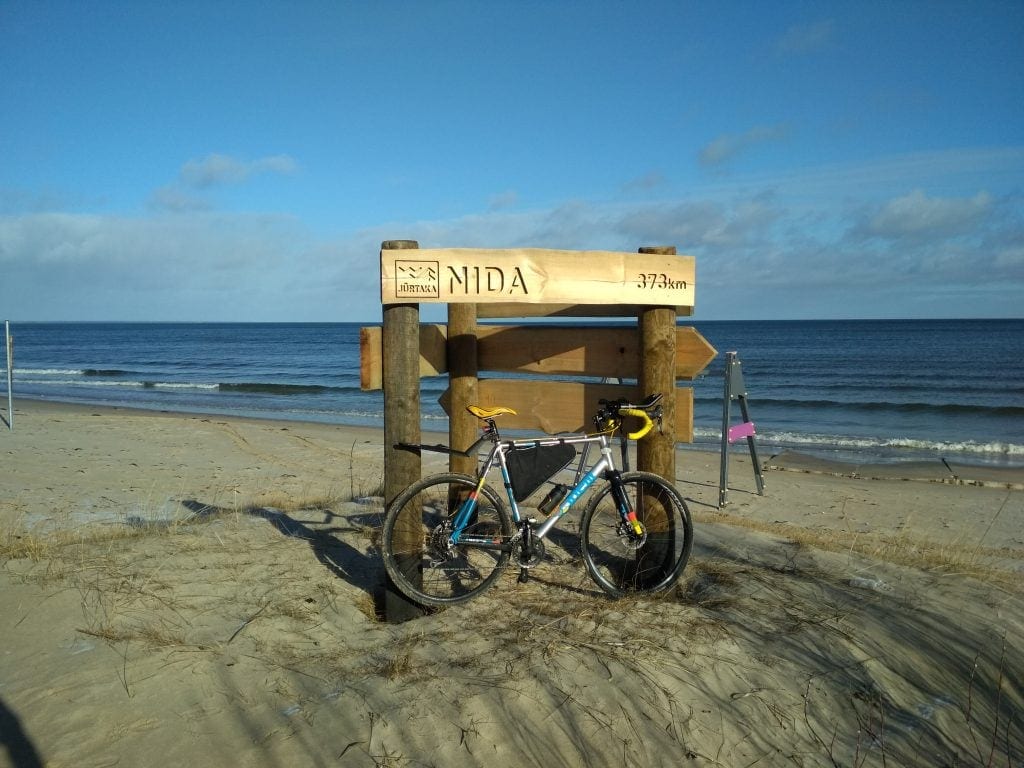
left=5, top=320, right=12, bottom=431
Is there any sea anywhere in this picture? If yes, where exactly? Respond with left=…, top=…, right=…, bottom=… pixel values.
left=2, top=319, right=1022, bottom=469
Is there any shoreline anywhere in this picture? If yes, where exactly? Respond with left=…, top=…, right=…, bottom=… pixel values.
left=9, top=396, right=1024, bottom=489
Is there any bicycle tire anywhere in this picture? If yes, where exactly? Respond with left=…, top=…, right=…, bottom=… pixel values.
left=580, top=471, right=693, bottom=597
left=381, top=473, right=514, bottom=607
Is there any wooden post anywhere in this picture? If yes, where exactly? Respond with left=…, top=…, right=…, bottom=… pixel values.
left=381, top=240, right=424, bottom=622
left=637, top=247, right=677, bottom=483
left=447, top=303, right=478, bottom=475
left=636, top=247, right=678, bottom=588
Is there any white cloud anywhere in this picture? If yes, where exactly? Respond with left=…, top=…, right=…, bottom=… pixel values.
left=854, top=189, right=993, bottom=240
left=613, top=194, right=783, bottom=250
left=148, top=185, right=213, bottom=213
left=179, top=153, right=298, bottom=189
left=993, top=243, right=1024, bottom=271
left=0, top=210, right=350, bottom=319
left=698, top=124, right=790, bottom=168
left=621, top=171, right=668, bottom=193
left=147, top=153, right=300, bottom=213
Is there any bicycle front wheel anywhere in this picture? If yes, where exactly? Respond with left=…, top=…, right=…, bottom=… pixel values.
left=381, top=473, right=514, bottom=607
left=581, top=471, right=693, bottom=597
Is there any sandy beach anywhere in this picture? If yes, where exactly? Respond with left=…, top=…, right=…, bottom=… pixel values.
left=1, top=399, right=1022, bottom=767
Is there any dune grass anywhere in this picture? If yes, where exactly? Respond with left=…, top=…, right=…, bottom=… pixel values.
left=2, top=481, right=1020, bottom=766
left=693, top=507, right=1022, bottom=590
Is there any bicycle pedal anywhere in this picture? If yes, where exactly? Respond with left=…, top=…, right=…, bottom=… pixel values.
left=517, top=568, right=530, bottom=584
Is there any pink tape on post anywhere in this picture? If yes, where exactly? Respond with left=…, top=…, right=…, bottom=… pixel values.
left=727, top=421, right=756, bottom=443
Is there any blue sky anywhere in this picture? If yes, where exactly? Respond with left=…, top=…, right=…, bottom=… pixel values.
left=1, top=1, right=1022, bottom=322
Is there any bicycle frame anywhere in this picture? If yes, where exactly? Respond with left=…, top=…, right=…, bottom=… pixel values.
left=446, top=426, right=635, bottom=549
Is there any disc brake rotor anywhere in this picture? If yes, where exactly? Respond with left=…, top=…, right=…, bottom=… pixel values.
left=618, top=521, right=648, bottom=550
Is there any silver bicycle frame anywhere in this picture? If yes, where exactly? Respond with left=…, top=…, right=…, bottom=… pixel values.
left=486, top=431, right=619, bottom=540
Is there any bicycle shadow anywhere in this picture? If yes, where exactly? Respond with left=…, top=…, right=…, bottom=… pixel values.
left=0, top=697, right=43, bottom=768
left=179, top=499, right=383, bottom=596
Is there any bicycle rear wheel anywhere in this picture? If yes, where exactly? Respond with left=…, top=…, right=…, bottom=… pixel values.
left=580, top=471, right=693, bottom=597
left=381, top=473, right=513, bottom=607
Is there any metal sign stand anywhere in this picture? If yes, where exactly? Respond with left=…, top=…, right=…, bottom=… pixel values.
left=719, top=351, right=764, bottom=507
left=4, top=321, right=12, bottom=431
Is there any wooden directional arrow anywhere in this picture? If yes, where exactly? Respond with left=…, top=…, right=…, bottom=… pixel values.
left=359, top=325, right=716, bottom=389
left=673, top=327, right=718, bottom=379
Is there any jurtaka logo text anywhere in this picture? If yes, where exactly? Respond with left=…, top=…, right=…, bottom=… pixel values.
left=396, top=261, right=529, bottom=298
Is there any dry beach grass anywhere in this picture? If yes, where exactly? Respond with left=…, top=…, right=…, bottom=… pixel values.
left=1, top=400, right=1022, bottom=767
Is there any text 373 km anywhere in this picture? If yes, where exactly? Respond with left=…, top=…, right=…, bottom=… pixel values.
left=637, top=273, right=688, bottom=290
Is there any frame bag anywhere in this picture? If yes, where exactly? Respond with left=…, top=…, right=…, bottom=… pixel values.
left=505, top=443, right=576, bottom=502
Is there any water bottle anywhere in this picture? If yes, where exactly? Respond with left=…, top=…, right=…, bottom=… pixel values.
left=538, top=484, right=569, bottom=515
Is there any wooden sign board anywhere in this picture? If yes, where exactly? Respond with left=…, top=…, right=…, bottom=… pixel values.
left=359, top=325, right=717, bottom=390
left=440, top=380, right=694, bottom=439
left=381, top=247, right=695, bottom=310
left=473, top=325, right=716, bottom=380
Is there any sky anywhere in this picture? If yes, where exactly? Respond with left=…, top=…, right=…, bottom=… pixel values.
left=1, top=1, right=1022, bottom=322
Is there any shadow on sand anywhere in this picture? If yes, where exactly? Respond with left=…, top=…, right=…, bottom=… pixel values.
left=0, top=697, right=43, bottom=768
left=179, top=499, right=383, bottom=599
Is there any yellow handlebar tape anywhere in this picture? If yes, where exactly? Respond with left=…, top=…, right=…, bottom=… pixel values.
left=620, top=408, right=654, bottom=440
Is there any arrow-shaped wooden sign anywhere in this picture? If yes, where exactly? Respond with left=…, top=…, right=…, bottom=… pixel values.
left=360, top=325, right=716, bottom=390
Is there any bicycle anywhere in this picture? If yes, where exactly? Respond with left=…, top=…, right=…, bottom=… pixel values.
left=381, top=393, right=693, bottom=607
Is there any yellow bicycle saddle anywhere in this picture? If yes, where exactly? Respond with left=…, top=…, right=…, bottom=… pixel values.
left=467, top=405, right=517, bottom=419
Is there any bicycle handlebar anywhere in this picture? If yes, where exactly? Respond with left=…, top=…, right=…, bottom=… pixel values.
left=619, top=408, right=655, bottom=439
left=596, top=393, right=663, bottom=440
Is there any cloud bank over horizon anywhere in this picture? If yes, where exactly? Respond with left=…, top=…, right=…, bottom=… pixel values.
left=2, top=146, right=1020, bottom=322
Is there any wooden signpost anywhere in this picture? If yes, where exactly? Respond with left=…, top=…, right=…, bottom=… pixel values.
left=368, top=241, right=715, bottom=622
